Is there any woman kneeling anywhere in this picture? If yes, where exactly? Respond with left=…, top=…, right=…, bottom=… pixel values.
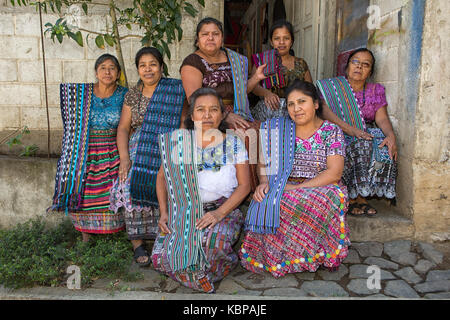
left=151, top=88, right=251, bottom=293
left=240, top=80, right=350, bottom=277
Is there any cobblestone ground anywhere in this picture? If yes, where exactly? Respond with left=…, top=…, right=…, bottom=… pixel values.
left=89, top=240, right=450, bottom=299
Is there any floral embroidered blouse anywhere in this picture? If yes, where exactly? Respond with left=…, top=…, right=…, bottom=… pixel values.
left=89, top=85, right=128, bottom=130
left=290, top=120, right=346, bottom=179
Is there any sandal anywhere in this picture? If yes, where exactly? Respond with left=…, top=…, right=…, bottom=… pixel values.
left=348, top=203, right=364, bottom=216
left=133, top=244, right=151, bottom=267
left=361, top=204, right=377, bottom=217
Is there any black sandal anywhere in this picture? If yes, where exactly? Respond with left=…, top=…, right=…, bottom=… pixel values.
left=133, top=244, right=151, bottom=267
left=348, top=203, right=364, bottom=216
left=361, top=204, right=377, bottom=217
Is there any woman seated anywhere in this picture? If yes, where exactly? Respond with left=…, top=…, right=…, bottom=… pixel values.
left=50, top=54, right=127, bottom=242
left=317, top=48, right=397, bottom=216
left=240, top=80, right=350, bottom=277
left=251, top=20, right=313, bottom=121
left=110, top=47, right=187, bottom=267
left=151, top=88, right=251, bottom=293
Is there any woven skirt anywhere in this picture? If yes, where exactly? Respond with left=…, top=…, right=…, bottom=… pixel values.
left=343, top=138, right=397, bottom=199
left=240, top=183, right=350, bottom=277
left=70, top=129, right=125, bottom=234
left=109, top=127, right=159, bottom=240
left=151, top=197, right=244, bottom=293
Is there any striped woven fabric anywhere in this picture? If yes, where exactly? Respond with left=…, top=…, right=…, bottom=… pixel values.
left=316, top=76, right=366, bottom=142
left=50, top=83, right=93, bottom=213
left=245, top=117, right=296, bottom=234
left=129, top=78, right=185, bottom=207
left=158, top=129, right=208, bottom=273
left=241, top=183, right=350, bottom=277
left=70, top=129, right=124, bottom=233
left=225, top=48, right=254, bottom=121
left=251, top=49, right=286, bottom=89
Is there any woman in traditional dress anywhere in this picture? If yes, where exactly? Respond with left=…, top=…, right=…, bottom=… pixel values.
left=50, top=54, right=127, bottom=242
left=251, top=20, right=313, bottom=121
left=317, top=48, right=397, bottom=216
left=151, top=88, right=251, bottom=293
left=240, top=80, right=350, bottom=277
left=110, top=47, right=187, bottom=266
left=180, top=17, right=266, bottom=192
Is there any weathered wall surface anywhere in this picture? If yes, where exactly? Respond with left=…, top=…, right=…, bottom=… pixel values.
left=0, top=0, right=223, bottom=155
left=412, top=0, right=450, bottom=241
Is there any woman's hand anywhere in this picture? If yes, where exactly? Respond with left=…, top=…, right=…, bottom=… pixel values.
left=226, top=112, right=250, bottom=130
left=379, top=134, right=398, bottom=161
left=350, top=126, right=373, bottom=140
left=264, top=91, right=281, bottom=110
left=253, top=183, right=269, bottom=202
left=196, top=210, right=223, bottom=230
left=118, top=157, right=131, bottom=183
left=254, top=63, right=268, bottom=81
left=158, top=213, right=171, bottom=234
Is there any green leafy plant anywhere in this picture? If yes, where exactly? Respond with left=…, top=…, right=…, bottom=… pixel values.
left=10, top=0, right=205, bottom=82
left=2, top=126, right=39, bottom=157
left=0, top=218, right=139, bottom=289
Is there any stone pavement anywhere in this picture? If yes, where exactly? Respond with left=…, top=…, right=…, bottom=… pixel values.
left=1, top=240, right=449, bottom=300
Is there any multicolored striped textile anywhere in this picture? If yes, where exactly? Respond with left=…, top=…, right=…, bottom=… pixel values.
left=240, top=182, right=350, bottom=277
left=50, top=83, right=93, bottom=213
left=251, top=49, right=286, bottom=89
left=245, top=117, right=296, bottom=234
left=225, top=48, right=254, bottom=121
left=157, top=129, right=207, bottom=273
left=70, top=129, right=124, bottom=233
left=316, top=76, right=366, bottom=143
left=129, top=78, right=185, bottom=207
left=152, top=197, right=244, bottom=293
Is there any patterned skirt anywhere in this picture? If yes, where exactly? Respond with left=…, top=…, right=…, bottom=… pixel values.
left=343, top=138, right=397, bottom=199
left=151, top=197, right=244, bottom=293
left=109, top=127, right=159, bottom=240
left=240, top=182, right=350, bottom=277
left=70, top=129, right=125, bottom=234
left=224, top=105, right=260, bottom=193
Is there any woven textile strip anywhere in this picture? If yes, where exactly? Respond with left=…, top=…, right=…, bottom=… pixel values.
left=251, top=49, right=286, bottom=89
left=158, top=129, right=208, bottom=272
left=50, top=83, right=93, bottom=213
left=245, top=117, right=296, bottom=234
left=130, top=78, right=185, bottom=207
left=316, top=76, right=366, bottom=142
left=225, top=48, right=254, bottom=121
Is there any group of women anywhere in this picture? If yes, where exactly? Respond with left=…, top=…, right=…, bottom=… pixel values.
left=50, top=17, right=398, bottom=293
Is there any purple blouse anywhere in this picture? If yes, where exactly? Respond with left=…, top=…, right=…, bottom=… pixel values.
left=354, top=82, right=387, bottom=123
left=290, top=121, right=346, bottom=179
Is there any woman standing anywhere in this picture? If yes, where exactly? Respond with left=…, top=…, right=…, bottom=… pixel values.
left=180, top=17, right=266, bottom=191
left=251, top=20, right=313, bottom=121
left=241, top=80, right=350, bottom=277
left=110, top=47, right=187, bottom=266
left=317, top=48, right=397, bottom=216
left=50, top=54, right=127, bottom=242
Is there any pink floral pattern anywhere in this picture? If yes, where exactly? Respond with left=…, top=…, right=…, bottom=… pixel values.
left=354, top=83, right=387, bottom=122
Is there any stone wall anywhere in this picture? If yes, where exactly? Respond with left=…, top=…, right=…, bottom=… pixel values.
left=368, top=0, right=450, bottom=241
left=0, top=0, right=223, bottom=155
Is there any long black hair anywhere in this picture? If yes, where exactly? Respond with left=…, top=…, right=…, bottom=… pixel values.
left=194, top=17, right=224, bottom=49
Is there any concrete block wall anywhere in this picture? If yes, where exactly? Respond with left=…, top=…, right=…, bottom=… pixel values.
left=0, top=0, right=223, bottom=151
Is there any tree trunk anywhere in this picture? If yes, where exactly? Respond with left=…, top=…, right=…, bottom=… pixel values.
left=109, top=1, right=128, bottom=87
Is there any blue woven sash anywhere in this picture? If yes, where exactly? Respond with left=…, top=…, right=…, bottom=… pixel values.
left=245, top=117, right=296, bottom=234
left=49, top=83, right=93, bottom=213
left=130, top=78, right=185, bottom=207
left=158, top=129, right=208, bottom=272
left=225, top=48, right=254, bottom=121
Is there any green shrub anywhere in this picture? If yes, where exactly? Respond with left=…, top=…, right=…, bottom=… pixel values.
left=0, top=218, right=137, bottom=289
